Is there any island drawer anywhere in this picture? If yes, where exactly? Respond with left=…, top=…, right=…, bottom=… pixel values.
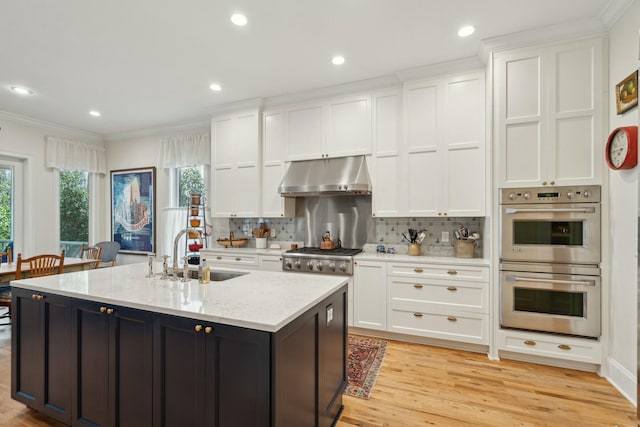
left=388, top=277, right=488, bottom=314
left=388, top=263, right=488, bottom=282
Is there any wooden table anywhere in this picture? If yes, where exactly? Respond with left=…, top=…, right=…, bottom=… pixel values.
left=0, top=257, right=97, bottom=284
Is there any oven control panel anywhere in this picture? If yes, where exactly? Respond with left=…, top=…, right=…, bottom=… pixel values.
left=500, top=185, right=600, bottom=204
left=282, top=256, right=353, bottom=275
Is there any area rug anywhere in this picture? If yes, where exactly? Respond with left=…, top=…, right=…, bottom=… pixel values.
left=344, top=335, right=388, bottom=399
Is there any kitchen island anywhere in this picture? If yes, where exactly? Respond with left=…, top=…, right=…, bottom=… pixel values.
left=10, top=263, right=348, bottom=427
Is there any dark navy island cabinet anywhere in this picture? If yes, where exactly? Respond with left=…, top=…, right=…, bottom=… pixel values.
left=11, top=283, right=347, bottom=427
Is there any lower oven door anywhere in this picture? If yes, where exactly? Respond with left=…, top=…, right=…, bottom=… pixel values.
left=500, top=269, right=600, bottom=338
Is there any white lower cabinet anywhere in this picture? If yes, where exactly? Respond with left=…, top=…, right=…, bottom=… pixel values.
left=352, top=258, right=489, bottom=346
left=386, top=262, right=489, bottom=345
left=353, top=261, right=387, bottom=331
left=201, top=250, right=258, bottom=271
left=496, top=329, right=602, bottom=364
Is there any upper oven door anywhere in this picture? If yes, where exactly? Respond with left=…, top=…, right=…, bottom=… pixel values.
left=501, top=203, right=600, bottom=264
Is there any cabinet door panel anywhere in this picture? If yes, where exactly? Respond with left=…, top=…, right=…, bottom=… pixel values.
left=505, top=55, right=541, bottom=119
left=12, top=292, right=41, bottom=405
left=505, top=123, right=541, bottom=183
left=73, top=303, right=110, bottom=426
left=212, top=325, right=270, bottom=427
left=235, top=165, right=260, bottom=217
left=353, top=261, right=387, bottom=330
left=372, top=155, right=400, bottom=216
left=445, top=77, right=482, bottom=144
left=212, top=117, right=235, bottom=167
left=447, top=146, right=484, bottom=216
left=113, top=307, right=153, bottom=427
left=326, top=96, right=371, bottom=157
left=44, top=296, right=72, bottom=419
left=554, top=46, right=594, bottom=113
left=407, top=150, right=440, bottom=215
left=153, top=314, right=205, bottom=427
left=374, top=93, right=400, bottom=155
left=406, top=84, right=438, bottom=151
left=555, top=116, right=594, bottom=181
left=286, top=105, right=323, bottom=160
left=212, top=168, right=234, bottom=216
left=236, top=112, right=259, bottom=164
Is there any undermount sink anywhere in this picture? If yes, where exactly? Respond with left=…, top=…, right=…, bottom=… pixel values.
left=170, top=269, right=248, bottom=281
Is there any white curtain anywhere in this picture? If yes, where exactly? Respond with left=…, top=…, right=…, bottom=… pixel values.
left=45, top=137, right=106, bottom=174
left=160, top=133, right=210, bottom=168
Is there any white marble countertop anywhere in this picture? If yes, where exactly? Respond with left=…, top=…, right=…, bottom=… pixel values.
left=11, top=263, right=348, bottom=333
left=355, top=252, right=490, bottom=266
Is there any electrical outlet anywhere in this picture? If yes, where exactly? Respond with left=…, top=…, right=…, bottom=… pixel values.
left=441, top=231, right=449, bottom=243
left=326, top=305, right=333, bottom=326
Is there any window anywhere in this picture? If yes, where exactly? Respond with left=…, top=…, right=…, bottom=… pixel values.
left=59, top=169, right=89, bottom=257
left=0, top=165, right=14, bottom=249
left=176, top=165, right=207, bottom=207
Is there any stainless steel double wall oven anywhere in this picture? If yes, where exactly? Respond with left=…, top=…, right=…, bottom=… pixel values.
left=499, top=185, right=601, bottom=338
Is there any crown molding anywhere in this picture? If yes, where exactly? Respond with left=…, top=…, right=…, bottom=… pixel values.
left=0, top=110, right=103, bottom=142
left=263, top=75, right=400, bottom=109
left=394, top=56, right=485, bottom=82
left=600, top=0, right=636, bottom=29
left=104, top=117, right=211, bottom=142
left=207, top=97, right=265, bottom=116
left=478, top=18, right=607, bottom=61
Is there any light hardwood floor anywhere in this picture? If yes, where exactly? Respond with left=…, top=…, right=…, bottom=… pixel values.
left=0, top=325, right=635, bottom=426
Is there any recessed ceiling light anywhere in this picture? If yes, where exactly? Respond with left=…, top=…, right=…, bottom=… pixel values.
left=458, top=25, right=475, bottom=37
left=10, top=86, right=33, bottom=96
left=209, top=83, right=222, bottom=92
left=230, top=13, right=247, bottom=26
left=89, top=110, right=101, bottom=117
left=332, top=56, right=345, bottom=66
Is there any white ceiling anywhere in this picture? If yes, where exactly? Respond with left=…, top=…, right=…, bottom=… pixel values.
left=0, top=0, right=618, bottom=138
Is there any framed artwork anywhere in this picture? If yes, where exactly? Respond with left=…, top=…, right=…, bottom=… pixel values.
left=111, top=167, right=156, bottom=254
left=615, top=70, right=638, bottom=115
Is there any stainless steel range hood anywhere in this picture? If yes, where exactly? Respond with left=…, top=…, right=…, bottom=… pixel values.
left=279, top=155, right=372, bottom=197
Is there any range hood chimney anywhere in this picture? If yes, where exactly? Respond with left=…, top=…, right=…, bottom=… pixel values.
left=279, top=155, right=372, bottom=197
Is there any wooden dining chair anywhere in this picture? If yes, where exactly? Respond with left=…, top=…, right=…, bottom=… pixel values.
left=15, top=250, right=65, bottom=279
left=79, top=244, right=102, bottom=269
left=0, top=246, right=11, bottom=266
left=0, top=250, right=65, bottom=325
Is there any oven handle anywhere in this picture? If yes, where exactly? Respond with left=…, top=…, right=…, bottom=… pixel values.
left=505, top=275, right=596, bottom=286
left=504, top=207, right=596, bottom=214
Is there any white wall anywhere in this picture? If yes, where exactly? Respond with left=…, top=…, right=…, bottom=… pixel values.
left=0, top=114, right=104, bottom=256
left=606, top=0, right=640, bottom=405
left=105, top=127, right=209, bottom=265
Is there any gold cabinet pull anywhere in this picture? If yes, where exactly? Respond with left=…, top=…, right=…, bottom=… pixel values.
left=100, top=306, right=107, bottom=313
left=216, top=256, right=222, bottom=260
left=235, top=257, right=241, bottom=261
left=39, top=295, right=44, bottom=300
left=106, top=308, right=114, bottom=315
left=550, top=181, right=555, bottom=185
left=447, top=316, right=457, bottom=322
left=524, top=340, right=536, bottom=346
left=414, top=268, right=423, bottom=273
left=194, top=324, right=203, bottom=332
left=413, top=284, right=423, bottom=289
left=413, top=312, right=423, bottom=318
left=558, top=344, right=571, bottom=350
left=31, top=294, right=37, bottom=300
left=205, top=326, right=213, bottom=334
left=447, top=286, right=458, bottom=292
left=447, top=270, right=457, bottom=275
left=542, top=181, right=547, bottom=186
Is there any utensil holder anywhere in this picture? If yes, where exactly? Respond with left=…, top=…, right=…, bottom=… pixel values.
left=255, top=237, right=267, bottom=249
left=454, top=240, right=478, bottom=258
left=407, top=243, right=421, bottom=256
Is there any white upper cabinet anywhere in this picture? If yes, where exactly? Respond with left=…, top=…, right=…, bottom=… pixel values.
left=371, top=87, right=402, bottom=217
left=402, top=71, right=486, bottom=217
left=494, top=37, right=604, bottom=188
left=285, top=94, right=371, bottom=161
left=211, top=109, right=261, bottom=218
left=261, top=110, right=294, bottom=217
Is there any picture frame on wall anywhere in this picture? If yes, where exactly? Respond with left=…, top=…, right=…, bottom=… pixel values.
left=111, top=167, right=156, bottom=254
left=615, top=70, right=638, bottom=115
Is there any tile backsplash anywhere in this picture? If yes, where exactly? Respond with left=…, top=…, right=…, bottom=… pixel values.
left=218, top=216, right=484, bottom=257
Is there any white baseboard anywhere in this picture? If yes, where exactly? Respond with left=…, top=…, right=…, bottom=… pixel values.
left=605, top=356, right=637, bottom=406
